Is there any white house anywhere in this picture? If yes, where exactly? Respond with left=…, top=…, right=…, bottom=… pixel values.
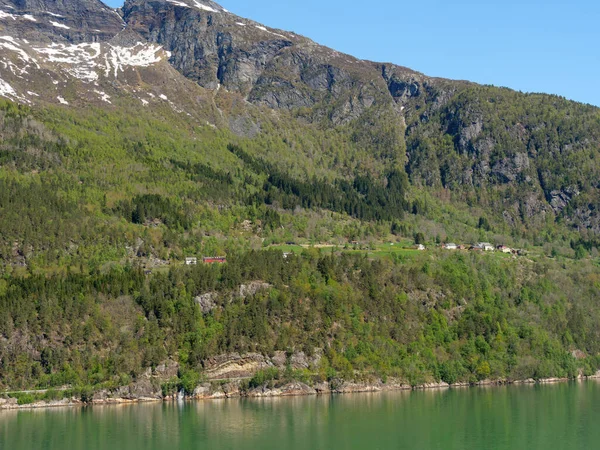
left=477, top=243, right=495, bottom=251
left=417, top=244, right=426, bottom=251
left=497, top=245, right=512, bottom=253
left=443, top=243, right=457, bottom=250
left=185, top=257, right=198, bottom=265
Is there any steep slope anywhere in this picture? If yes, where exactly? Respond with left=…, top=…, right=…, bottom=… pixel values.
left=121, top=0, right=600, bottom=235
left=122, top=0, right=391, bottom=119
left=0, top=11, right=220, bottom=119
left=0, top=0, right=599, bottom=242
left=121, top=0, right=410, bottom=166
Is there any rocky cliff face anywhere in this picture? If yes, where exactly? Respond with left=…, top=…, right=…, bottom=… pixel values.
left=202, top=350, right=322, bottom=380
left=0, top=0, right=124, bottom=43
left=121, top=0, right=399, bottom=124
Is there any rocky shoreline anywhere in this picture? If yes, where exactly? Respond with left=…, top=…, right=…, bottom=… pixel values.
left=3, top=352, right=599, bottom=411
left=3, top=373, right=600, bottom=411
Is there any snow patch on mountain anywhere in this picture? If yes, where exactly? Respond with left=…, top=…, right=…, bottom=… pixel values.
left=93, top=89, right=111, bottom=104
left=34, top=42, right=102, bottom=82
left=254, top=25, right=288, bottom=40
left=0, top=10, right=39, bottom=22
left=103, top=43, right=164, bottom=78
left=0, top=76, right=30, bottom=103
left=0, top=10, right=16, bottom=20
left=193, top=1, right=219, bottom=13
left=30, top=41, right=165, bottom=81
left=0, top=36, right=40, bottom=77
left=0, top=77, right=18, bottom=98
left=0, top=36, right=38, bottom=65
left=0, top=35, right=168, bottom=104
left=50, top=21, right=70, bottom=29
left=167, top=0, right=190, bottom=7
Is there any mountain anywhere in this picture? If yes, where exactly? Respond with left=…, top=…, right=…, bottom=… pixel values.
left=1, top=0, right=598, bottom=244
left=2, top=0, right=600, bottom=401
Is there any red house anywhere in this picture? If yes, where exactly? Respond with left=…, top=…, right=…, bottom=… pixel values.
left=203, top=256, right=227, bottom=264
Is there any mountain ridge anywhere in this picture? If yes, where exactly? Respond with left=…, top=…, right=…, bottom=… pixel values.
left=0, top=0, right=599, bottom=239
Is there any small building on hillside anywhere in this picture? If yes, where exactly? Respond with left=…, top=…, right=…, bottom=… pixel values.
left=497, top=245, right=512, bottom=253
left=185, top=257, right=198, bottom=265
left=203, top=256, right=227, bottom=264
left=443, top=243, right=458, bottom=250
left=417, top=244, right=426, bottom=251
left=476, top=242, right=495, bottom=251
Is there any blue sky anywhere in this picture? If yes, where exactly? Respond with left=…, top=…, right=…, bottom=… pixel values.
left=105, top=0, right=600, bottom=106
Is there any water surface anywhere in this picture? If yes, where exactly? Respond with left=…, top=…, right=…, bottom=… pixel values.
left=2, top=381, right=600, bottom=449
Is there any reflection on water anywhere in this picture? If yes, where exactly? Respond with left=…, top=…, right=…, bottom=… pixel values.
left=2, top=381, right=600, bottom=450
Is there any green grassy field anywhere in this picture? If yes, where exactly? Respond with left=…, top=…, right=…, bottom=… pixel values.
left=267, top=241, right=543, bottom=263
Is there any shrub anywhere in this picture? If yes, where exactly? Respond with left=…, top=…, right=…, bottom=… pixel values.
left=249, top=368, right=280, bottom=388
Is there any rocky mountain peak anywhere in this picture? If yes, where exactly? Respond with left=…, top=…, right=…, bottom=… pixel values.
left=0, top=0, right=125, bottom=43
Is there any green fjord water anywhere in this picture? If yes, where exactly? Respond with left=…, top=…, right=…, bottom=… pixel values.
left=2, top=382, right=600, bottom=450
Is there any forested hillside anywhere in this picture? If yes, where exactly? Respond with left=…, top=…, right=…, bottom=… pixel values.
left=2, top=249, right=600, bottom=394
left=1, top=0, right=600, bottom=401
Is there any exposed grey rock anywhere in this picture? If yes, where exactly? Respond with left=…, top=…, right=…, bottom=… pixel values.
left=221, top=381, right=241, bottom=397
left=491, top=153, right=530, bottom=183
left=459, top=118, right=483, bottom=152
left=549, top=186, right=579, bottom=214
left=92, top=389, right=109, bottom=402
left=154, top=359, right=179, bottom=379
left=571, top=207, right=600, bottom=233
left=238, top=281, right=270, bottom=298
left=271, top=351, right=287, bottom=369
left=0, top=0, right=125, bottom=44
left=290, top=350, right=320, bottom=370
left=195, top=281, right=271, bottom=314
left=194, top=292, right=218, bottom=314
left=192, top=383, right=212, bottom=398
left=130, top=378, right=162, bottom=399
left=113, top=385, right=131, bottom=398
left=121, top=0, right=399, bottom=127
left=314, top=382, right=331, bottom=394
left=247, top=381, right=316, bottom=397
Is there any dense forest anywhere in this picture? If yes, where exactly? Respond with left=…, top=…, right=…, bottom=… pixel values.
left=1, top=248, right=600, bottom=396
